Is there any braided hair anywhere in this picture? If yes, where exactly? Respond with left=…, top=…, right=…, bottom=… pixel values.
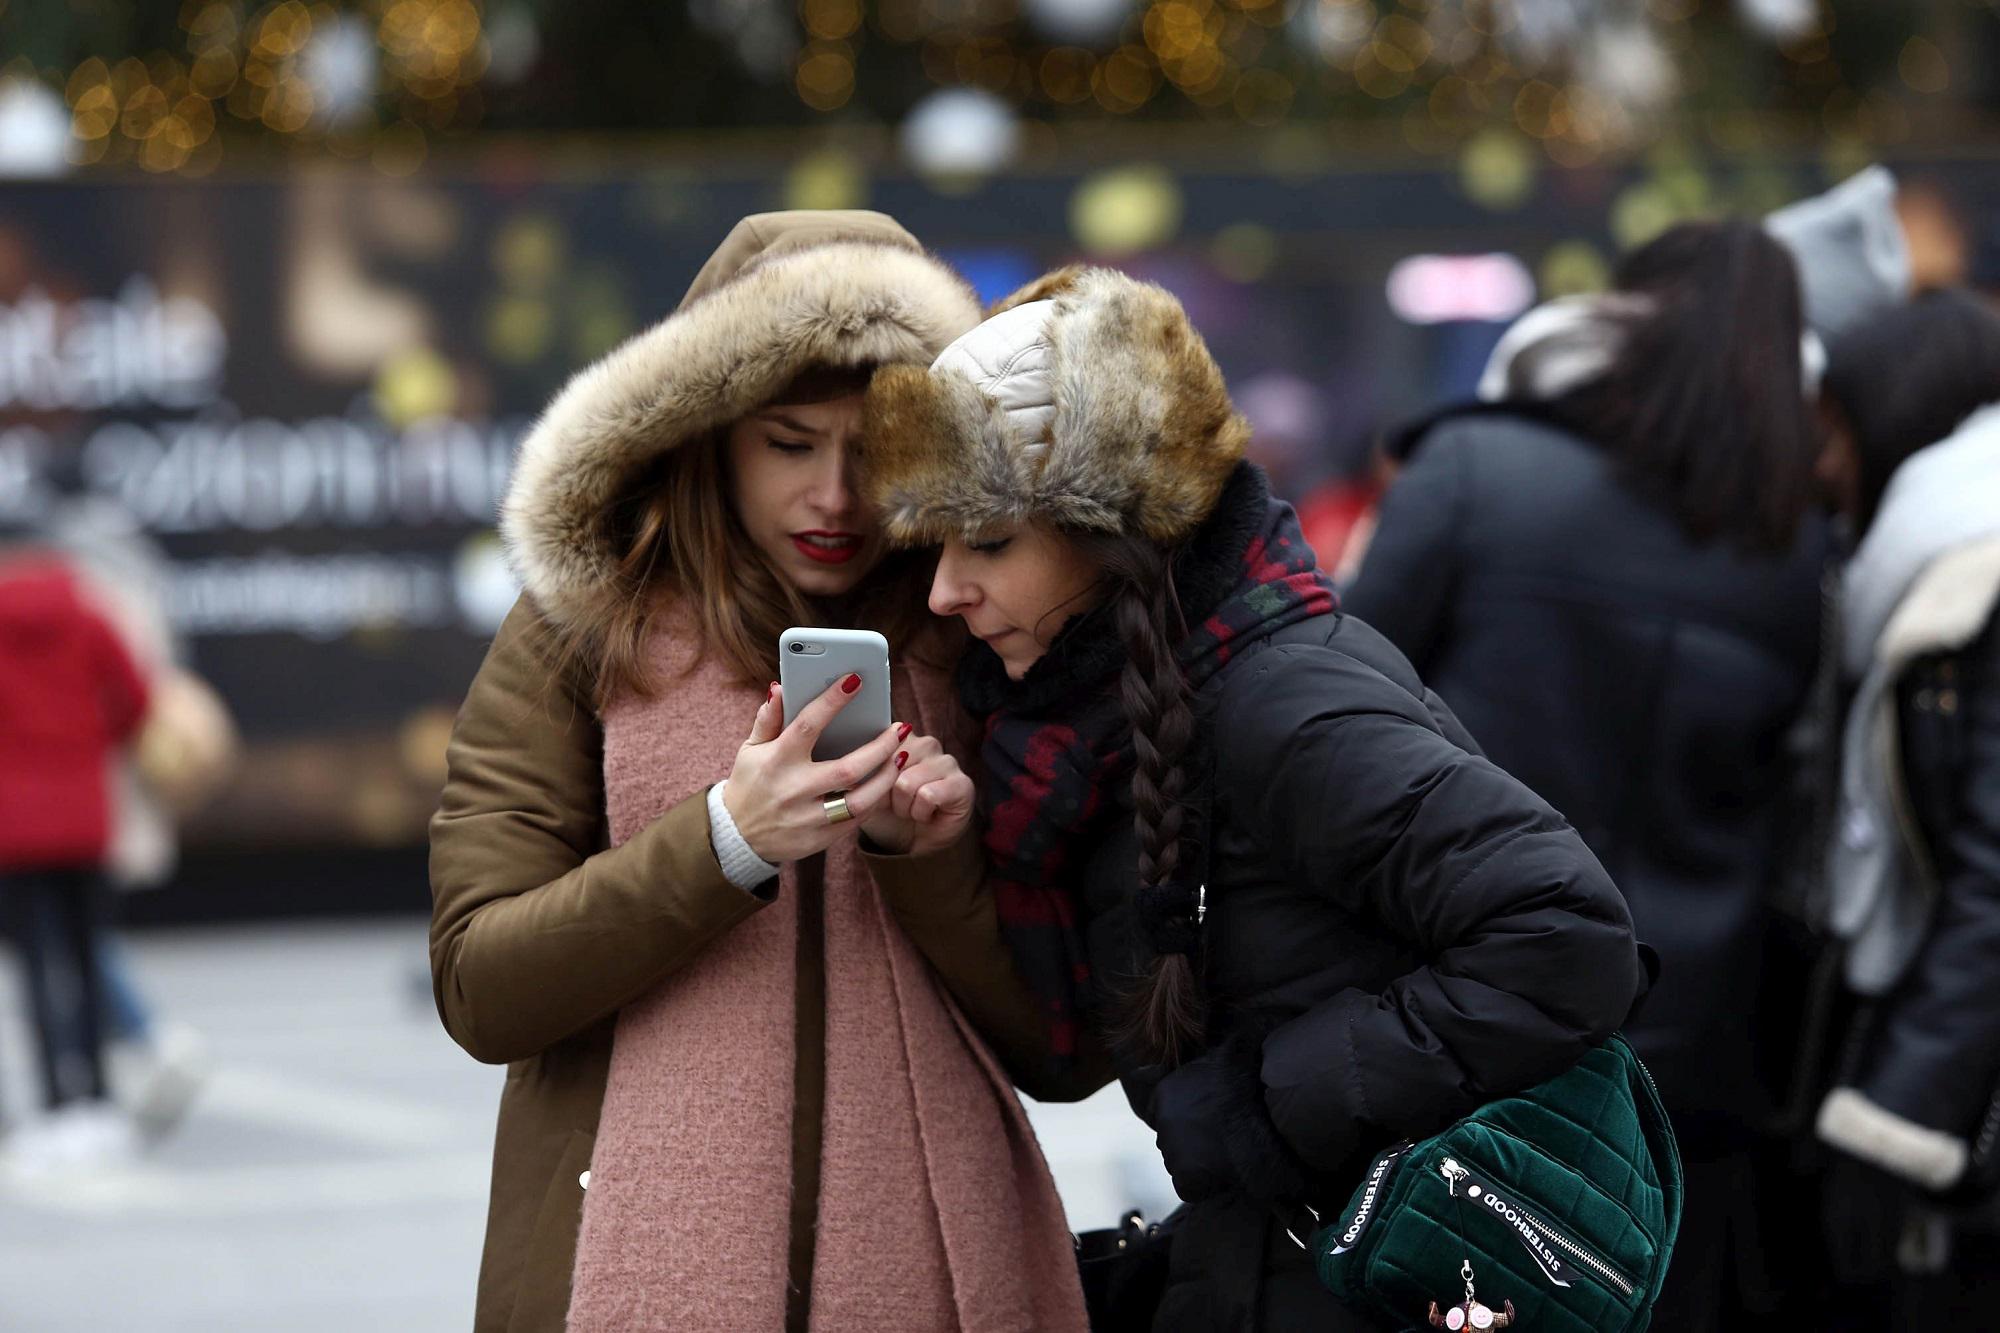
left=1078, top=533, right=1207, bottom=1067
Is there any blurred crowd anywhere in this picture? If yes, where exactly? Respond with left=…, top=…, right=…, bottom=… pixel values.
left=1335, top=167, right=2000, bottom=1327
left=2, top=160, right=1997, bottom=1330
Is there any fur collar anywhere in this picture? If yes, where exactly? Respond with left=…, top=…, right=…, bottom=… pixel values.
left=1876, top=538, right=2000, bottom=672
left=500, top=229, right=979, bottom=629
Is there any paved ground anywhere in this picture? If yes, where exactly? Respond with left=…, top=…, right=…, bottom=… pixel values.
left=0, top=919, right=1171, bottom=1332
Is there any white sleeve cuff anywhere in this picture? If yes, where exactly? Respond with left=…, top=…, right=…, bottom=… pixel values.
left=707, top=782, right=779, bottom=893
left=1816, top=1087, right=1970, bottom=1191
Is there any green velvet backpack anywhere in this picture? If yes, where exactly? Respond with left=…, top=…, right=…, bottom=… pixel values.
left=1309, top=1036, right=1682, bottom=1333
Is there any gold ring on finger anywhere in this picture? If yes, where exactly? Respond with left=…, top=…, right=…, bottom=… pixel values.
left=822, top=795, right=853, bottom=825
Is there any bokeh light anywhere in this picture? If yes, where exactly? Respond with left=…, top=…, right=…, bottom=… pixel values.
left=373, top=346, right=457, bottom=426
left=1459, top=127, right=1535, bottom=210
left=1070, top=163, right=1184, bottom=256
left=1211, top=221, right=1279, bottom=282
left=785, top=148, right=868, bottom=210
left=1538, top=239, right=1612, bottom=298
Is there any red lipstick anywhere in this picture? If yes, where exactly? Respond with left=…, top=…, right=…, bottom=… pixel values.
left=791, top=530, right=863, bottom=565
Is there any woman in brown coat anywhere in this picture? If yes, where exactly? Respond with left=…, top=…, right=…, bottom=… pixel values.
left=429, top=212, right=1085, bottom=1333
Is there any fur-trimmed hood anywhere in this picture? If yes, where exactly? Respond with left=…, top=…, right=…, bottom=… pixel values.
left=863, top=266, right=1249, bottom=547
left=499, top=211, right=981, bottom=627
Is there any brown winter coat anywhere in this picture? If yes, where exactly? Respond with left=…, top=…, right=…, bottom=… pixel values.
left=428, top=211, right=1056, bottom=1332
left=432, top=600, right=1058, bottom=1331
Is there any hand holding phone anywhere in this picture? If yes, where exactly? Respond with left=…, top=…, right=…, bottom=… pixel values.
left=779, top=628, right=891, bottom=762
left=719, top=635, right=906, bottom=865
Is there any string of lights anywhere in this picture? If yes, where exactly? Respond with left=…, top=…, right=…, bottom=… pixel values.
left=0, top=0, right=1985, bottom=180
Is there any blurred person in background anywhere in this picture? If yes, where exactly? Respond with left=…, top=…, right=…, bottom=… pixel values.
left=1343, top=219, right=1831, bottom=1327
left=1343, top=169, right=1910, bottom=578
left=0, top=525, right=152, bottom=1173
left=429, top=212, right=1086, bottom=1333
left=1809, top=290, right=2000, bottom=1325
left=44, top=499, right=232, bottom=1143
left=861, top=267, right=1645, bottom=1332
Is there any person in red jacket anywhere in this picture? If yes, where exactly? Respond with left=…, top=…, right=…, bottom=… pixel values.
left=0, top=544, right=151, bottom=1167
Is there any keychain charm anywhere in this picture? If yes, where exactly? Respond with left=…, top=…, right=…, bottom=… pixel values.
left=1428, top=1297, right=1517, bottom=1329
left=1426, top=1247, right=1518, bottom=1329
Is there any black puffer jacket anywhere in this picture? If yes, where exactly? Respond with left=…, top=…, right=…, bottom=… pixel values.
left=1345, top=410, right=1830, bottom=1154
left=1079, top=610, right=1645, bottom=1332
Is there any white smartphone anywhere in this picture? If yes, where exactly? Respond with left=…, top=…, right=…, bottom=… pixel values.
left=779, top=627, right=893, bottom=763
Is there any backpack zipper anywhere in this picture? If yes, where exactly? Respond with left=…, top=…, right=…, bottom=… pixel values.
left=1438, top=1159, right=1637, bottom=1298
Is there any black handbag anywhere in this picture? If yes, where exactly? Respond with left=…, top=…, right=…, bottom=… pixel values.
left=1075, top=1210, right=1175, bottom=1331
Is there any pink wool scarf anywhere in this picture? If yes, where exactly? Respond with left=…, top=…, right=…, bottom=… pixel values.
left=566, top=610, right=1087, bottom=1332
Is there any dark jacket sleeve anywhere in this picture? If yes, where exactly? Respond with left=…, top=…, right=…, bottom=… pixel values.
left=1839, top=617, right=2000, bottom=1186
left=428, top=596, right=766, bottom=1065
left=1340, top=426, right=1470, bottom=673
left=865, top=829, right=1118, bottom=1103
left=1216, top=643, right=1643, bottom=1172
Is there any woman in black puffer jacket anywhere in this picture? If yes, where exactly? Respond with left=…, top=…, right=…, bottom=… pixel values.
left=1344, top=221, right=1836, bottom=1329
left=861, top=267, right=1645, bottom=1331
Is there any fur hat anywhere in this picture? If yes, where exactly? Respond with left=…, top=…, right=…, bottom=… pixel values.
left=500, top=211, right=981, bottom=629
left=862, top=267, right=1250, bottom=547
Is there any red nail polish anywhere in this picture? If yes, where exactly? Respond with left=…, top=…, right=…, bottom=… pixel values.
left=895, top=751, right=909, bottom=770
left=840, top=673, right=862, bottom=694
left=768, top=682, right=778, bottom=701
left=897, top=723, right=912, bottom=741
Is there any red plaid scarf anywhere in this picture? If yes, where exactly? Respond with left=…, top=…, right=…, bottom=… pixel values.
left=958, top=465, right=1336, bottom=1077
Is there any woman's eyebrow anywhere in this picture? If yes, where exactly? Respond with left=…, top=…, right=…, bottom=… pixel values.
left=757, top=412, right=823, bottom=436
